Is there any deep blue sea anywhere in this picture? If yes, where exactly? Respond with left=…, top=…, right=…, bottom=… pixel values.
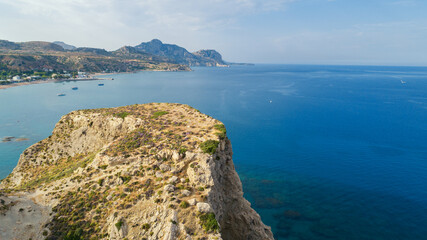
left=1, top=65, right=426, bottom=239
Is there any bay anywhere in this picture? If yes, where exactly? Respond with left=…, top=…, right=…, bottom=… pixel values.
left=1, top=64, right=426, bottom=239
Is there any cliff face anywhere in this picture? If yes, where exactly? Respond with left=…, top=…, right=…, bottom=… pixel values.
left=0, top=103, right=273, bottom=240
left=192, top=50, right=227, bottom=67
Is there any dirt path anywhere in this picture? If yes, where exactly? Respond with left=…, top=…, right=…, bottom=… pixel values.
left=0, top=195, right=52, bottom=240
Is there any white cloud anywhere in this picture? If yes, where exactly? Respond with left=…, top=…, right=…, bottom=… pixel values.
left=0, top=0, right=294, bottom=52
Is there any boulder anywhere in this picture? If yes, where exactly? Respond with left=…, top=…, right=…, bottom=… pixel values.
left=196, top=202, right=212, bottom=213
left=164, top=184, right=175, bottom=192
left=182, top=190, right=191, bottom=197
left=169, top=176, right=179, bottom=183
left=188, top=198, right=197, bottom=206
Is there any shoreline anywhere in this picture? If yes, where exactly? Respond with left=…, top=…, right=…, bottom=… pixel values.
left=0, top=68, right=191, bottom=90
left=0, top=76, right=112, bottom=90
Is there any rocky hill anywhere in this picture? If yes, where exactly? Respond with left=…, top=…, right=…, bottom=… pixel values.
left=0, top=39, right=230, bottom=77
left=0, top=40, right=189, bottom=74
left=0, top=103, right=273, bottom=240
left=53, top=41, right=76, bottom=50
left=135, top=39, right=228, bottom=67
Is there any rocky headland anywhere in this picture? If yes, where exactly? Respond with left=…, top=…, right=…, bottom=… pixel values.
left=0, top=103, right=273, bottom=240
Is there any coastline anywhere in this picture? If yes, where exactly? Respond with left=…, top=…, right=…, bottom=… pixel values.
left=0, top=79, right=54, bottom=90
left=0, top=77, right=112, bottom=90
left=0, top=68, right=192, bottom=90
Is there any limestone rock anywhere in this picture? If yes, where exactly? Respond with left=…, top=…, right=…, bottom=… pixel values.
left=169, top=176, right=179, bottom=183
left=188, top=198, right=197, bottom=206
left=197, top=202, right=212, bottom=213
left=156, top=171, right=163, bottom=178
left=182, top=190, right=191, bottom=197
left=164, top=184, right=175, bottom=192
left=160, top=163, right=171, bottom=171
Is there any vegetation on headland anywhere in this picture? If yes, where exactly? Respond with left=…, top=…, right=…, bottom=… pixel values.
left=17, top=152, right=97, bottom=191
left=200, top=140, right=220, bottom=155
left=199, top=212, right=220, bottom=232
left=0, top=103, right=233, bottom=240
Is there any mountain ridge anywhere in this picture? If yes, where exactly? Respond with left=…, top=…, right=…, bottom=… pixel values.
left=135, top=39, right=228, bottom=67
left=0, top=39, right=229, bottom=79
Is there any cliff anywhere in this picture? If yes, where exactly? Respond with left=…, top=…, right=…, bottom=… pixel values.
left=0, top=103, right=273, bottom=240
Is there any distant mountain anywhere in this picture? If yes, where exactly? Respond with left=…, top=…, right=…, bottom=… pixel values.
left=112, top=46, right=172, bottom=63
left=0, top=40, right=64, bottom=52
left=0, top=39, right=229, bottom=77
left=73, top=47, right=111, bottom=56
left=20, top=41, right=65, bottom=52
left=0, top=40, right=20, bottom=50
left=53, top=41, right=76, bottom=50
left=135, top=39, right=228, bottom=67
left=0, top=40, right=189, bottom=75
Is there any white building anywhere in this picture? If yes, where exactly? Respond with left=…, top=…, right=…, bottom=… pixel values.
left=77, top=71, right=87, bottom=78
left=12, top=76, right=21, bottom=81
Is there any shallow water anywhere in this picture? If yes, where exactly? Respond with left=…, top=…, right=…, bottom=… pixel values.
left=1, top=65, right=426, bottom=239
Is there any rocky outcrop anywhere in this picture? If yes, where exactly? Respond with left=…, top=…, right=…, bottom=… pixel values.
left=192, top=50, right=227, bottom=66
left=0, top=103, right=273, bottom=240
left=135, top=39, right=229, bottom=67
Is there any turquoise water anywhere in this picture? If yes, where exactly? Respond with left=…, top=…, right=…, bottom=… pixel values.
left=1, top=65, right=426, bottom=239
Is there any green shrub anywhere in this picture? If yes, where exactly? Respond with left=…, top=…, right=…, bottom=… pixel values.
left=199, top=213, right=219, bottom=232
left=120, top=175, right=131, bottom=184
left=115, top=112, right=130, bottom=119
left=199, top=140, right=219, bottom=155
left=151, top=111, right=168, bottom=118
left=99, top=165, right=108, bottom=170
left=142, top=223, right=150, bottom=231
left=115, top=220, right=123, bottom=230
left=64, top=228, right=83, bottom=240
left=178, top=147, right=187, bottom=157
left=179, top=201, right=189, bottom=208
left=214, top=124, right=226, bottom=139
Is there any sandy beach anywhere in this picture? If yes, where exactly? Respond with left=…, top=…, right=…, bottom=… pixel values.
left=0, top=80, right=54, bottom=90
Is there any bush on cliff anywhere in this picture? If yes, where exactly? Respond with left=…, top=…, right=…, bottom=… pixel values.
left=199, top=212, right=219, bottom=232
left=199, top=140, right=219, bottom=155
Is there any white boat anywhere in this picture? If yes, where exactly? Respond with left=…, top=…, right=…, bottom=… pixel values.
left=401, top=79, right=406, bottom=84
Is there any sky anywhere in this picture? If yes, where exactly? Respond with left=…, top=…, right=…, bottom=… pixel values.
left=1, top=0, right=427, bottom=65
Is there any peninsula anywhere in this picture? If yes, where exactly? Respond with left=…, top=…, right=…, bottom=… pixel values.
left=0, top=103, right=273, bottom=240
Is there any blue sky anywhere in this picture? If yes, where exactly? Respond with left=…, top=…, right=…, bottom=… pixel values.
left=1, top=0, right=427, bottom=65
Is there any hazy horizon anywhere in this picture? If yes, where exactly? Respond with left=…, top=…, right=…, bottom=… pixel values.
left=1, top=0, right=427, bottom=66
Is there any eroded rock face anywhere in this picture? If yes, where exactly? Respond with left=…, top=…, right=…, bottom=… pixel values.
left=0, top=103, right=273, bottom=240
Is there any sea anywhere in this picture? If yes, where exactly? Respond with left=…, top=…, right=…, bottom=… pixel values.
left=0, top=64, right=426, bottom=239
